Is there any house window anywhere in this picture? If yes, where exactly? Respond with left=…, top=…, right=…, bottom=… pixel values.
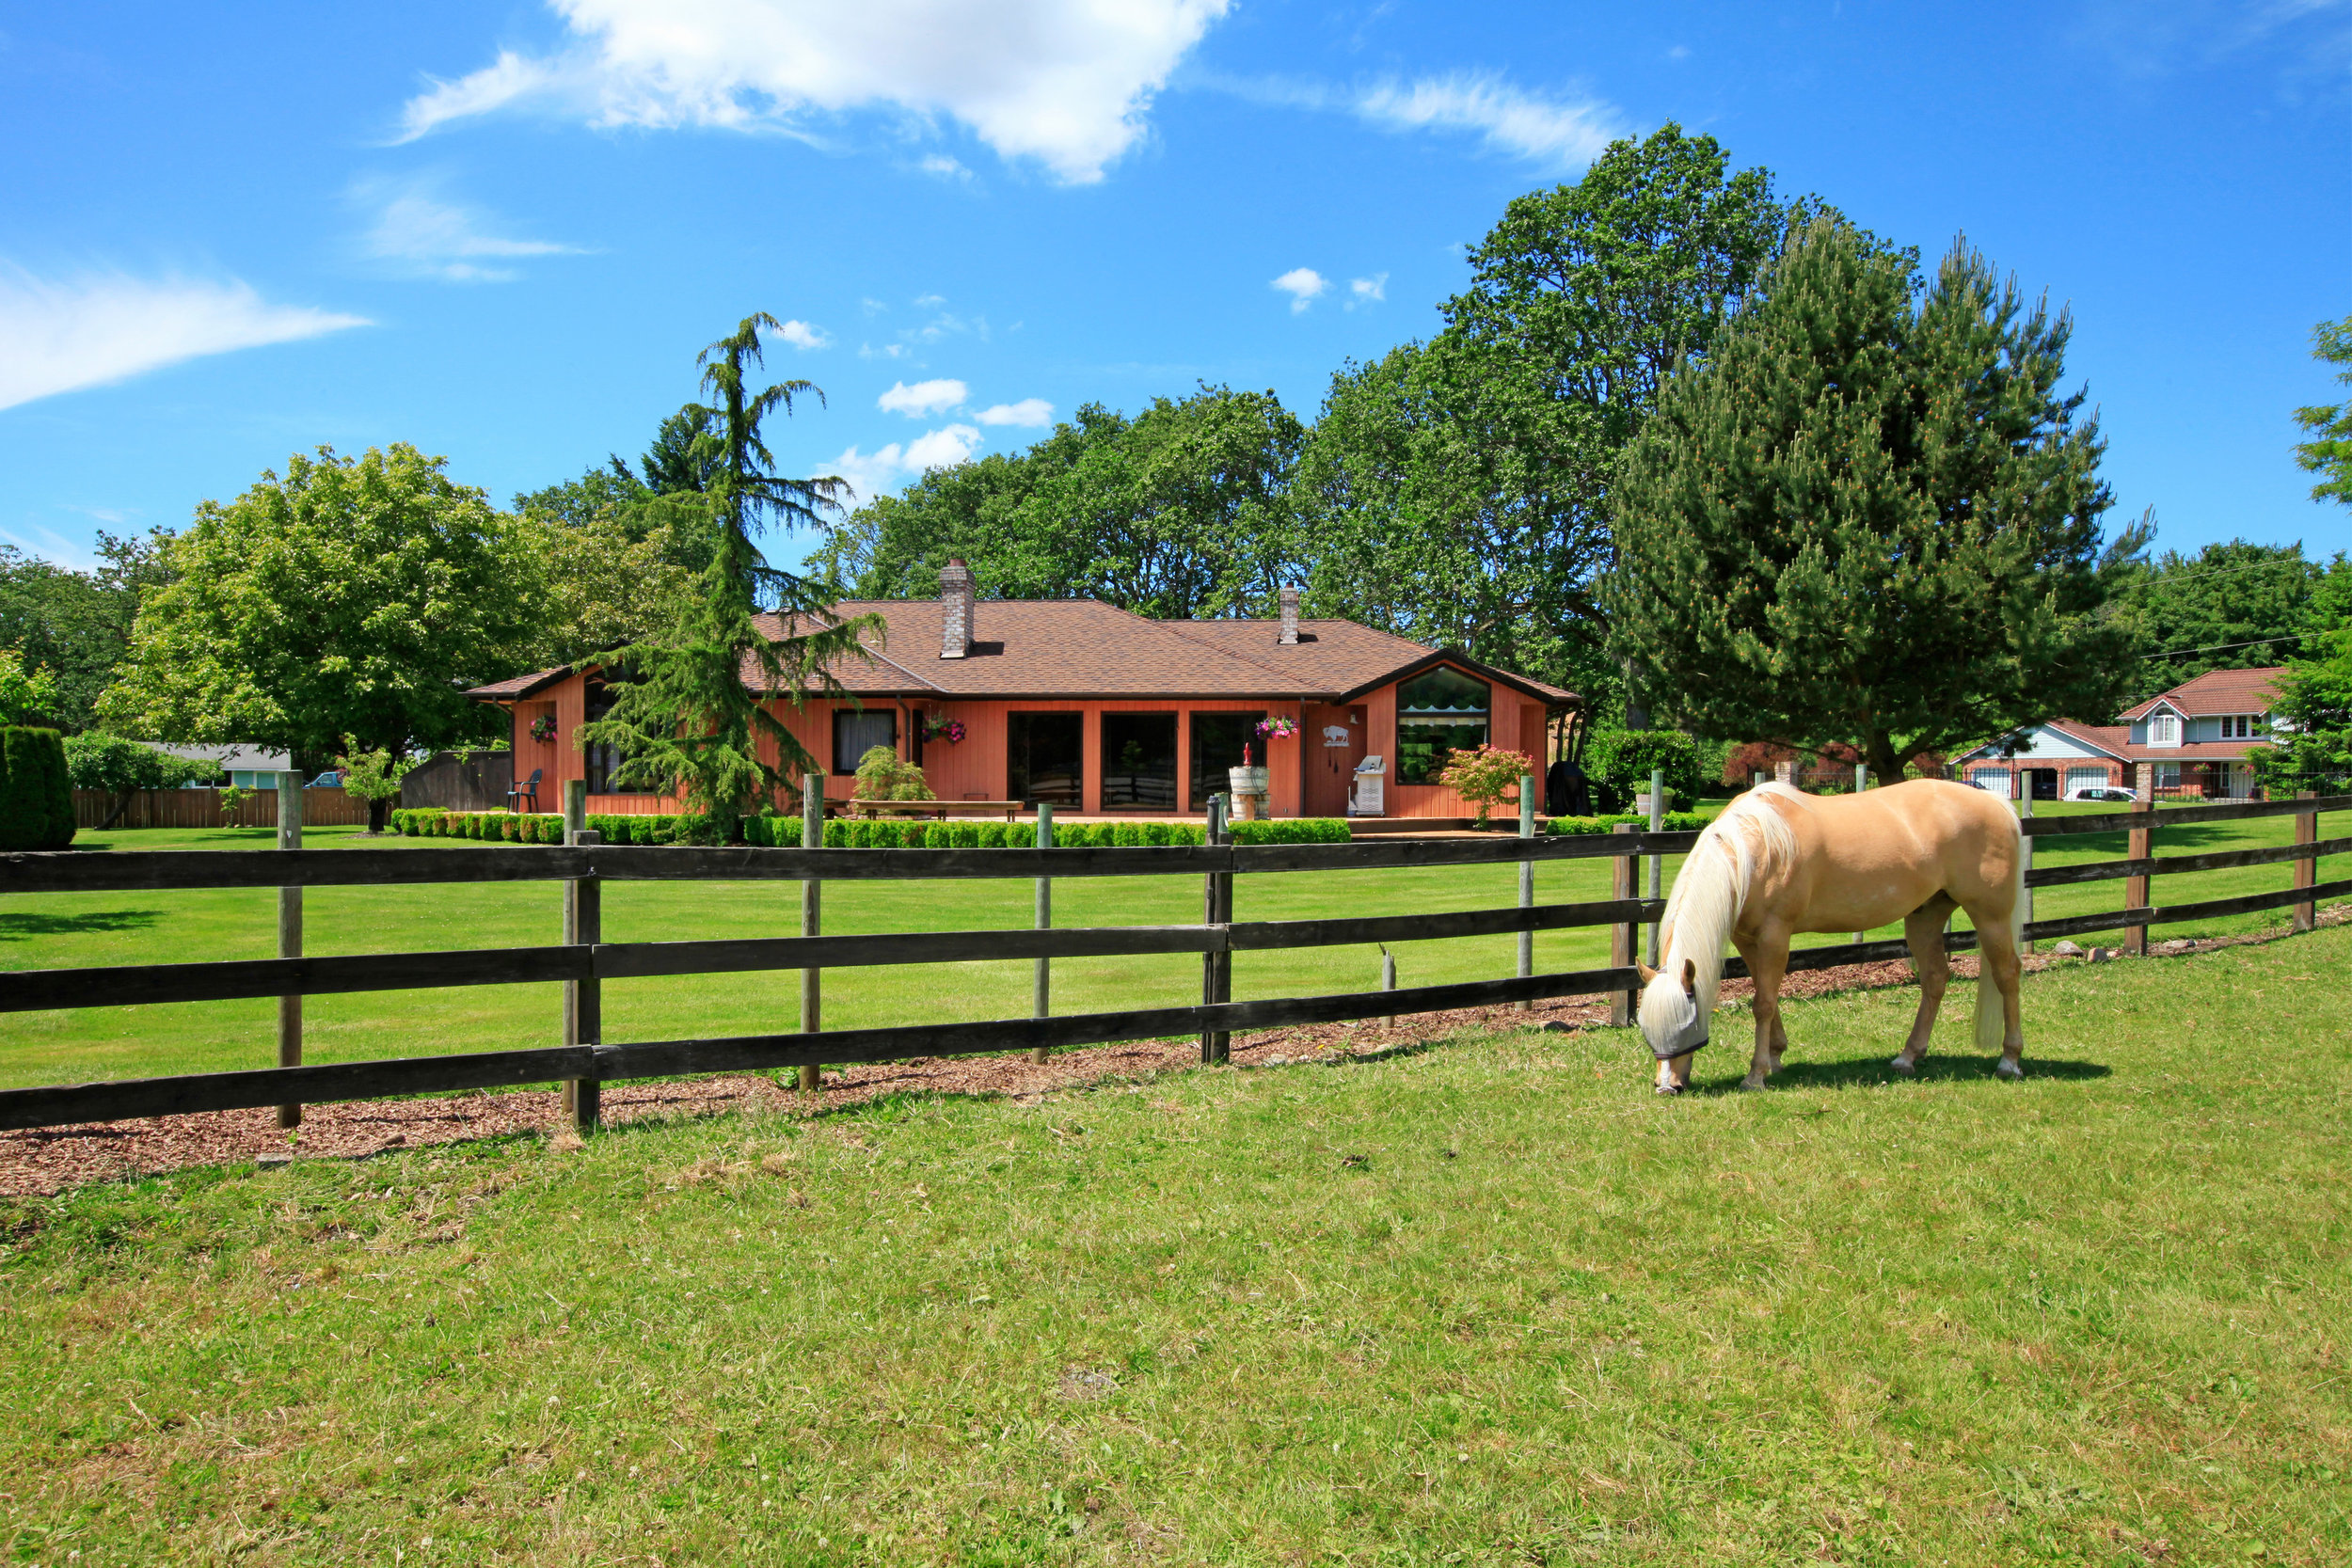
left=583, top=679, right=657, bottom=795
left=833, top=706, right=898, bottom=775
left=2148, top=712, right=2180, bottom=746
left=2219, top=713, right=2260, bottom=740
left=1396, top=667, right=1490, bottom=785
left=1188, top=712, right=1264, bottom=810
left=1102, top=713, right=1179, bottom=810
left=1009, top=712, right=1084, bottom=807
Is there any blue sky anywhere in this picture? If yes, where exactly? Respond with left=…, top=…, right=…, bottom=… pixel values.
left=1, top=1, right=2344, bottom=573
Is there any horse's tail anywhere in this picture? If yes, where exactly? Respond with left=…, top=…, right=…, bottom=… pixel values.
left=1976, top=810, right=2026, bottom=1053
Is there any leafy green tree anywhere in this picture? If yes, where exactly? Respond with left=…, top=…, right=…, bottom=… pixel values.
left=99, top=444, right=547, bottom=829
left=333, top=734, right=417, bottom=832
left=0, top=531, right=172, bottom=731
left=1607, top=217, right=2136, bottom=780
left=2295, top=316, right=2352, bottom=508
left=62, top=732, right=218, bottom=827
left=1296, top=125, right=1788, bottom=691
left=2108, top=540, right=2322, bottom=695
left=818, top=388, right=1302, bottom=617
left=0, top=725, right=73, bottom=849
left=2254, top=554, right=2352, bottom=791
left=0, top=648, right=61, bottom=725
left=578, top=315, right=876, bottom=839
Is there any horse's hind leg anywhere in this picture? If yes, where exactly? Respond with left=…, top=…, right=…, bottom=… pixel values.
left=1890, top=895, right=1957, bottom=1074
left=1974, top=910, right=2027, bottom=1080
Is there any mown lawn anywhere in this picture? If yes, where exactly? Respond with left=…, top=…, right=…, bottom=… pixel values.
left=0, top=922, right=2345, bottom=1564
left=1, top=801, right=2344, bottom=1091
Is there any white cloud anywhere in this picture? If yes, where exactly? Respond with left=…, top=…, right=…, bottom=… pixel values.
left=904, top=422, right=981, bottom=468
left=1347, top=273, right=1387, bottom=309
left=918, top=153, right=973, bottom=181
left=859, top=341, right=909, bottom=359
left=353, top=176, right=579, bottom=282
left=0, top=270, right=367, bottom=412
left=911, top=292, right=948, bottom=309
left=877, top=377, right=968, bottom=416
left=824, top=422, right=982, bottom=503
left=975, top=397, right=1053, bottom=427
left=1355, top=72, right=1621, bottom=170
left=394, top=0, right=1232, bottom=183
left=771, top=318, right=831, bottom=349
left=1271, top=267, right=1328, bottom=313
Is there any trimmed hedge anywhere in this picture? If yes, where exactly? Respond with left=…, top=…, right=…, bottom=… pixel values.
left=379, top=808, right=1359, bottom=849
left=0, top=726, right=74, bottom=851
left=1546, top=810, right=1709, bottom=836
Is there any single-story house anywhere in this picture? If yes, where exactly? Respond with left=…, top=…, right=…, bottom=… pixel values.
left=1953, top=666, right=2285, bottom=800
left=467, top=565, right=1580, bottom=820
left=151, top=742, right=293, bottom=790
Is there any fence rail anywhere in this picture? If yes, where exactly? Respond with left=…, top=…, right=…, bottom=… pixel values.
left=0, top=791, right=2343, bottom=1137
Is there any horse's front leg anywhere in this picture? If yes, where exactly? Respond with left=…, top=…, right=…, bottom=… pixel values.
left=1741, top=938, right=1790, bottom=1091
left=1890, top=896, right=1957, bottom=1074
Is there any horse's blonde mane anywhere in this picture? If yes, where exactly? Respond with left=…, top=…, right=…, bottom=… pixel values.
left=1640, top=784, right=1805, bottom=1036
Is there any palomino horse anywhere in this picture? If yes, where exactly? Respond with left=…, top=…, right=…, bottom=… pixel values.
left=1634, top=780, right=2026, bottom=1092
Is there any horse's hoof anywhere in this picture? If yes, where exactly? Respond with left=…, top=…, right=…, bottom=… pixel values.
left=1654, top=1081, right=1684, bottom=1097
left=1887, top=1055, right=1916, bottom=1076
left=1739, top=1075, right=1768, bottom=1092
left=1995, top=1058, right=2025, bottom=1081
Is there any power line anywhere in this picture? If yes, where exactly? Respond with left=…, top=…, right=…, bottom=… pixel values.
left=2140, top=632, right=2312, bottom=659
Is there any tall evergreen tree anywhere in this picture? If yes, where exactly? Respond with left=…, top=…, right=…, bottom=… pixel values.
left=1607, top=217, right=2137, bottom=778
left=576, top=315, right=875, bottom=836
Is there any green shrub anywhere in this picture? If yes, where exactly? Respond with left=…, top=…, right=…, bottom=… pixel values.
left=1585, top=729, right=1705, bottom=812
left=0, top=727, right=73, bottom=850
left=969, top=821, right=1003, bottom=848
left=1545, top=810, right=1709, bottom=836
left=1228, top=818, right=1351, bottom=845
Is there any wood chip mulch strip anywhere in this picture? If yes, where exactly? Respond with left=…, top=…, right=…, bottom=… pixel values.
left=4, top=910, right=2337, bottom=1199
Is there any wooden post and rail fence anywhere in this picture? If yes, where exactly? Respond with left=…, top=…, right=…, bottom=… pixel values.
left=0, top=792, right=2344, bottom=1138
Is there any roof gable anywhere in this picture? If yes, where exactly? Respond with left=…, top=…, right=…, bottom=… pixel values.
left=2120, top=665, right=2284, bottom=721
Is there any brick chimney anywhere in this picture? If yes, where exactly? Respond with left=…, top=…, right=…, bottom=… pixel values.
left=1278, top=585, right=1300, bottom=646
left=939, top=557, right=973, bottom=659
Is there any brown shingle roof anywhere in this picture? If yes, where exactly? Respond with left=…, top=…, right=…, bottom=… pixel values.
left=2120, top=666, right=2284, bottom=721
left=464, top=666, right=572, bottom=701
left=742, top=599, right=1580, bottom=705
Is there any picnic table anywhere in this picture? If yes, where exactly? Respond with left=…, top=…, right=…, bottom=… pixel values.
left=842, top=799, right=1024, bottom=821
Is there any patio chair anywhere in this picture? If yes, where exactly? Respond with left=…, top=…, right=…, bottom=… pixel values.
left=507, top=768, right=543, bottom=813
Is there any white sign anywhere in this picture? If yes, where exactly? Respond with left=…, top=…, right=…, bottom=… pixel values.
left=1321, top=724, right=1351, bottom=747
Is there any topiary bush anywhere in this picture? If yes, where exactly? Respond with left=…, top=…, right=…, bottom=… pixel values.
left=1545, top=810, right=1709, bottom=836
left=0, top=726, right=73, bottom=850
left=1227, top=817, right=1352, bottom=845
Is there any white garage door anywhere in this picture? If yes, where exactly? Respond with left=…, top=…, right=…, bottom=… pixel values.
left=1968, top=767, right=2010, bottom=795
left=2065, top=767, right=2107, bottom=796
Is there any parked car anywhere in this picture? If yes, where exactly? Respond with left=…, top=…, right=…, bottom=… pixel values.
left=307, top=768, right=342, bottom=788
left=2065, top=784, right=2135, bottom=802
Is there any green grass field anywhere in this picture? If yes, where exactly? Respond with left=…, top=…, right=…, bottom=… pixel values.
left=1, top=923, right=2346, bottom=1564
left=0, top=800, right=2344, bottom=1092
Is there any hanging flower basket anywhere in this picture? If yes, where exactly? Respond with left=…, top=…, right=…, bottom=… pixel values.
left=529, top=714, right=558, bottom=743
left=924, top=714, right=965, bottom=745
left=1255, top=716, right=1299, bottom=741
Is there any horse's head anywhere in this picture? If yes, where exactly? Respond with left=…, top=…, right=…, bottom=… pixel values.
left=1634, top=957, right=1707, bottom=1061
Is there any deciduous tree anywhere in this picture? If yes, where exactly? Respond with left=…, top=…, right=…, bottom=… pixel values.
left=2295, top=316, right=2352, bottom=508
left=99, top=443, right=545, bottom=826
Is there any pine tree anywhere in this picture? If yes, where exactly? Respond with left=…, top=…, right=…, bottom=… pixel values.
left=1607, top=217, right=2137, bottom=778
left=578, top=315, right=878, bottom=839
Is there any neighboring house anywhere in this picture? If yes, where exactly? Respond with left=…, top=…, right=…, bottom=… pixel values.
left=466, top=565, right=1580, bottom=820
left=1953, top=666, right=2285, bottom=800
left=151, top=742, right=294, bottom=790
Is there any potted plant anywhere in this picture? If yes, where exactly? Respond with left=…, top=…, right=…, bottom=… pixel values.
left=1255, top=716, right=1299, bottom=742
left=1228, top=741, right=1269, bottom=820
left=529, top=713, right=558, bottom=744
left=923, top=713, right=965, bottom=745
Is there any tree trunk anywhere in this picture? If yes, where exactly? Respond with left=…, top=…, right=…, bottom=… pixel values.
left=368, top=795, right=390, bottom=835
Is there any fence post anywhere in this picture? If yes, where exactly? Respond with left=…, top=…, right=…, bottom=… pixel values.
left=1517, top=773, right=1535, bottom=1006
left=276, top=770, right=303, bottom=1131
left=1200, top=794, right=1232, bottom=1063
left=800, top=782, right=823, bottom=1092
left=2294, top=788, right=2317, bottom=932
left=1645, top=768, right=1664, bottom=969
left=1381, top=945, right=1396, bottom=1028
left=2017, top=793, right=2034, bottom=955
left=561, top=780, right=601, bottom=1132
left=1853, top=762, right=1871, bottom=945
left=1610, top=822, right=1639, bottom=1027
left=1031, top=802, right=1054, bottom=1064
left=2125, top=774, right=2152, bottom=958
